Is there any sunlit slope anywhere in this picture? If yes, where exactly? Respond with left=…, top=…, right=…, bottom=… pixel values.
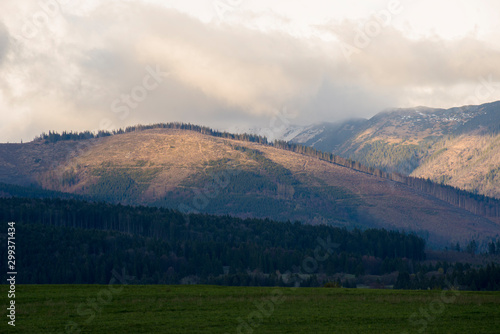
left=411, top=133, right=500, bottom=199
left=0, top=128, right=498, bottom=247
left=334, top=101, right=500, bottom=199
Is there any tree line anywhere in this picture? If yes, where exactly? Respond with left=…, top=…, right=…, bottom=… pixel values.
left=0, top=197, right=426, bottom=285
left=272, top=140, right=500, bottom=219
left=33, top=123, right=500, bottom=219
left=34, top=123, right=268, bottom=145
left=1, top=197, right=498, bottom=289
left=395, top=261, right=500, bottom=291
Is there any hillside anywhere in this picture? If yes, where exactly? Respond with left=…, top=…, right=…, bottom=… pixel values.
left=411, top=133, right=500, bottom=198
left=1, top=126, right=499, bottom=247
left=286, top=101, right=500, bottom=198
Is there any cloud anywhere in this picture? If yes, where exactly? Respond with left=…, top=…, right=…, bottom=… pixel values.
left=0, top=21, right=9, bottom=65
left=1, top=1, right=500, bottom=142
left=319, top=19, right=500, bottom=109
left=331, top=23, right=500, bottom=86
left=0, top=2, right=333, bottom=140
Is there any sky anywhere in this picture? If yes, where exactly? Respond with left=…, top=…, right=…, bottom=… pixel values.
left=1, top=0, right=500, bottom=142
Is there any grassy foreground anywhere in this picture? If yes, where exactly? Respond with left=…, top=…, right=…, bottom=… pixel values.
left=3, top=285, right=500, bottom=333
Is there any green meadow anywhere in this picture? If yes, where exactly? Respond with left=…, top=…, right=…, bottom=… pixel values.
left=4, top=285, right=500, bottom=333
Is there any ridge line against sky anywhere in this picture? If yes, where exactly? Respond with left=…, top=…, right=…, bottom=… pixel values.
left=0, top=0, right=500, bottom=142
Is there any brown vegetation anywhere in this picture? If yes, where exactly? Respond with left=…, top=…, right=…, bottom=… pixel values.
left=0, top=128, right=499, bottom=247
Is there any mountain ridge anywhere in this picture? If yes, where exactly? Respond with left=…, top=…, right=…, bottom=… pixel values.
left=1, top=124, right=499, bottom=248
left=263, top=101, right=500, bottom=198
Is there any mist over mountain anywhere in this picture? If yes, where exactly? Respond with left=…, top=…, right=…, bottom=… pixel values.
left=244, top=101, right=500, bottom=199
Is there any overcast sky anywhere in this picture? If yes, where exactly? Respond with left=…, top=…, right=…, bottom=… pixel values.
left=1, top=0, right=500, bottom=142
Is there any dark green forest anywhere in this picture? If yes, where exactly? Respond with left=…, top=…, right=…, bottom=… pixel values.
left=1, top=197, right=499, bottom=289
left=0, top=197, right=426, bottom=286
left=395, top=262, right=500, bottom=291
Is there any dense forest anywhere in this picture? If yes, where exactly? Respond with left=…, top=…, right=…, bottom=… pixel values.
left=395, top=262, right=500, bottom=291
left=1, top=197, right=498, bottom=289
left=33, top=123, right=500, bottom=220
left=0, top=197, right=428, bottom=286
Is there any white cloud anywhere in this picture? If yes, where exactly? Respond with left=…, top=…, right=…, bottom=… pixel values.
left=1, top=0, right=500, bottom=142
left=0, top=22, right=8, bottom=65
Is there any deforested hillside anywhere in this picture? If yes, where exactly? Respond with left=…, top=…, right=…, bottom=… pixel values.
left=411, top=133, right=500, bottom=199
left=287, top=101, right=500, bottom=199
left=0, top=125, right=499, bottom=247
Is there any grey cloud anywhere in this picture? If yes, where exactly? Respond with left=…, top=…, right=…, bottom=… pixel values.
left=328, top=21, right=500, bottom=87
left=1, top=1, right=500, bottom=143
left=0, top=21, right=9, bottom=65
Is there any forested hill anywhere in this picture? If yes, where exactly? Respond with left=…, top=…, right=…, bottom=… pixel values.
left=2, top=197, right=499, bottom=290
left=1, top=124, right=500, bottom=247
left=286, top=101, right=500, bottom=200
left=0, top=197, right=425, bottom=285
left=30, top=123, right=500, bottom=221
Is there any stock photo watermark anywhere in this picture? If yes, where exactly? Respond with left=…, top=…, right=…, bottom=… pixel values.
left=213, top=0, right=244, bottom=22
left=111, top=65, right=169, bottom=121
left=463, top=74, right=500, bottom=106
left=61, top=268, right=135, bottom=334
left=282, top=236, right=340, bottom=289
left=20, top=0, right=72, bottom=40
left=178, top=168, right=236, bottom=225
left=6, top=222, right=17, bottom=327
left=177, top=106, right=294, bottom=224
left=230, top=289, right=285, bottom=334
left=44, top=64, right=167, bottom=187
left=340, top=0, right=404, bottom=63
left=260, top=107, right=294, bottom=141
left=225, top=236, right=339, bottom=334
left=401, top=279, right=460, bottom=334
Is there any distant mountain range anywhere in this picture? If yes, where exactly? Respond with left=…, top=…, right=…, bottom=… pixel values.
left=236, top=101, right=500, bottom=199
left=1, top=123, right=499, bottom=248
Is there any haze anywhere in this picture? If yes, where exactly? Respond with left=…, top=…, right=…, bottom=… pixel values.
left=1, top=0, right=500, bottom=142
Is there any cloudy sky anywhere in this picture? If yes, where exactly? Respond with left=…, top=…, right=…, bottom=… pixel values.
left=1, top=0, right=500, bottom=142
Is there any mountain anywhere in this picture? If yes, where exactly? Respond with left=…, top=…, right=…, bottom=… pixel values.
left=410, top=102, right=500, bottom=198
left=287, top=119, right=368, bottom=153
left=1, top=124, right=499, bottom=248
left=283, top=101, right=500, bottom=198
left=229, top=119, right=368, bottom=152
left=226, top=124, right=306, bottom=142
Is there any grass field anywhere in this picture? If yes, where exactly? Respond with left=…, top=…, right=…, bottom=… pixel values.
left=3, top=285, right=500, bottom=333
